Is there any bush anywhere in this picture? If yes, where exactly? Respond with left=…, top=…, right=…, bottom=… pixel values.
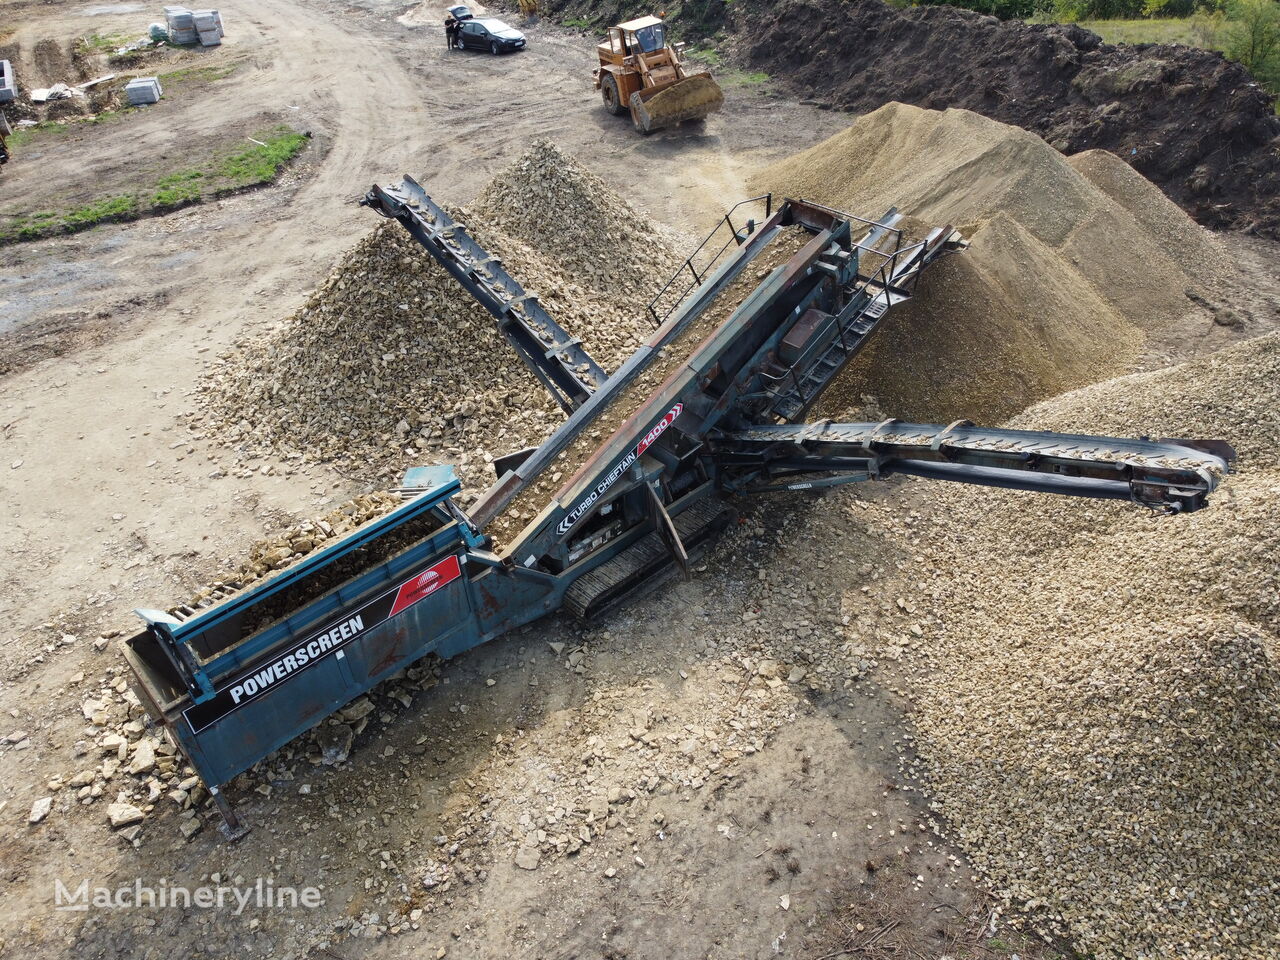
left=1225, top=0, right=1280, bottom=82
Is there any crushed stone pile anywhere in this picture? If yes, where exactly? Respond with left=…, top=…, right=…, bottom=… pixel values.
left=64, top=638, right=443, bottom=847
left=731, top=0, right=1280, bottom=239
left=752, top=103, right=1233, bottom=423
left=193, top=141, right=685, bottom=493
left=470, top=139, right=688, bottom=334
left=899, top=332, right=1280, bottom=959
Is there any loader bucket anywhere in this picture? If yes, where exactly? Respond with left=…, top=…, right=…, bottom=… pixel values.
left=630, top=72, right=724, bottom=133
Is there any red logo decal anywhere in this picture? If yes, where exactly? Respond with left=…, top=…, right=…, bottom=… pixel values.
left=390, top=555, right=462, bottom=617
left=636, top=403, right=682, bottom=456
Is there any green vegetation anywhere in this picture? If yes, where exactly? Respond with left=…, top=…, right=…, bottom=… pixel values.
left=687, top=45, right=724, bottom=66
left=899, top=0, right=1039, bottom=19
left=78, top=32, right=134, bottom=53
left=216, top=127, right=309, bottom=187
left=1076, top=13, right=1226, bottom=45
left=3, top=120, right=70, bottom=152
left=562, top=16, right=594, bottom=29
left=721, top=68, right=771, bottom=85
left=0, top=125, right=310, bottom=244
left=159, top=61, right=242, bottom=85
left=62, top=195, right=138, bottom=229
left=151, top=169, right=205, bottom=208
left=1225, top=0, right=1280, bottom=83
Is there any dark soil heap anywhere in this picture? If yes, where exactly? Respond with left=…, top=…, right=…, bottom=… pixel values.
left=733, top=0, right=1279, bottom=238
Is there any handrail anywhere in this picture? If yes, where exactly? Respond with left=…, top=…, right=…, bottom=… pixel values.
left=647, top=194, right=773, bottom=327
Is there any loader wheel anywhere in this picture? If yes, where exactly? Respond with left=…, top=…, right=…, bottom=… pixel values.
left=601, top=74, right=624, bottom=116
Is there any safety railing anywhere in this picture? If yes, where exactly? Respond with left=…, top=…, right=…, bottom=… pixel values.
left=646, top=194, right=773, bottom=327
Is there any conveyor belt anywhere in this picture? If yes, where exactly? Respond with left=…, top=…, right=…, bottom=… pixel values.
left=362, top=177, right=607, bottom=414
left=481, top=224, right=809, bottom=547
left=721, top=420, right=1234, bottom=512
left=731, top=420, right=1234, bottom=468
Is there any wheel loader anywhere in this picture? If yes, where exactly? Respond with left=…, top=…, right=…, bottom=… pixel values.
left=593, top=15, right=724, bottom=133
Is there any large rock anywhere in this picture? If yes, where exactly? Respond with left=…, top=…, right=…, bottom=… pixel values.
left=107, top=802, right=145, bottom=828
left=127, top=740, right=156, bottom=775
left=28, top=797, right=52, bottom=824
left=316, top=723, right=355, bottom=765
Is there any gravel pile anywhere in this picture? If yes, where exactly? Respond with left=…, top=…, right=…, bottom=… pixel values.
left=898, top=332, right=1280, bottom=959
left=470, top=139, right=687, bottom=352
left=193, top=141, right=684, bottom=493
left=754, top=103, right=1234, bottom=423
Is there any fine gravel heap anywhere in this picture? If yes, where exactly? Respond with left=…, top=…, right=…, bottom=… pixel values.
left=192, top=141, right=685, bottom=493
left=752, top=103, right=1234, bottom=423
left=899, top=332, right=1280, bottom=959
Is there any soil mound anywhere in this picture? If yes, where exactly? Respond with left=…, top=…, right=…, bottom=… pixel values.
left=732, top=0, right=1279, bottom=239
left=905, top=332, right=1280, bottom=957
left=753, top=103, right=1229, bottom=422
left=193, top=142, right=684, bottom=491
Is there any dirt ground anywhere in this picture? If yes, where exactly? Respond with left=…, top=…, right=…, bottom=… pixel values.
left=0, top=2, right=1275, bottom=959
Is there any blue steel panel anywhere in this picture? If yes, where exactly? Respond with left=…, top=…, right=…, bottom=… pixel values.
left=177, top=555, right=480, bottom=786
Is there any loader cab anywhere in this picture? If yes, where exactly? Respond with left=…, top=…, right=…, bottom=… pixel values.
left=601, top=15, right=669, bottom=62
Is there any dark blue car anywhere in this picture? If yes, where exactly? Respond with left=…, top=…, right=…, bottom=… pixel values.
left=452, top=16, right=526, bottom=54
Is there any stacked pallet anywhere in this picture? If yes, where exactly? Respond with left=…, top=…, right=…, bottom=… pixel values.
left=164, top=6, right=224, bottom=46
left=124, top=76, right=163, bottom=105
left=194, top=9, right=225, bottom=46
left=0, top=59, right=15, bottom=104
left=164, top=6, right=198, bottom=43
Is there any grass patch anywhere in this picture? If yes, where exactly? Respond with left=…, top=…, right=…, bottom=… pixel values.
left=562, top=16, right=594, bottom=29
left=719, top=67, right=771, bottom=86
left=62, top=195, right=137, bottom=228
left=151, top=169, right=205, bottom=208
left=1077, top=17, right=1225, bottom=48
left=0, top=124, right=310, bottom=244
left=215, top=126, right=309, bottom=187
left=4, top=121, right=70, bottom=151
left=159, top=61, right=242, bottom=85
left=687, top=45, right=724, bottom=66
left=79, top=32, right=135, bottom=54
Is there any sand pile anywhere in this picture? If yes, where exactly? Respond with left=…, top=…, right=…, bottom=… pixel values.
left=752, top=103, right=1232, bottom=423
left=900, top=332, right=1280, bottom=958
left=194, top=142, right=684, bottom=492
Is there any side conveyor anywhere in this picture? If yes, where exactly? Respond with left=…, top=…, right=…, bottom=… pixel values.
left=362, top=177, right=607, bottom=414
left=716, top=420, right=1235, bottom=513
